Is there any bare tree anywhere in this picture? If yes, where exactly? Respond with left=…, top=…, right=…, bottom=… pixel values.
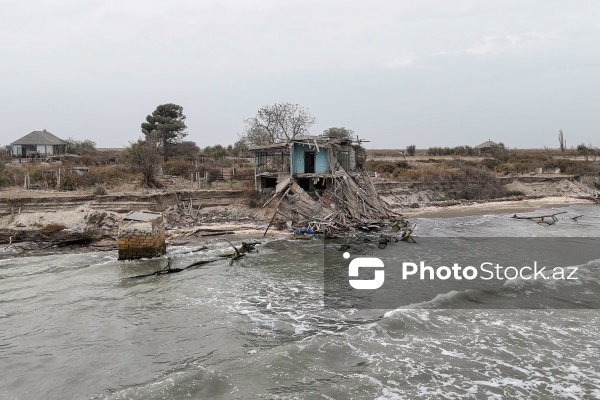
left=558, top=129, right=566, bottom=155
left=243, top=103, right=316, bottom=146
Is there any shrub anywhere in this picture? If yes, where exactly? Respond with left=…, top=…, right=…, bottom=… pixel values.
left=479, top=158, right=501, bottom=170
left=93, top=184, right=107, bottom=196
left=392, top=169, right=422, bottom=181
left=0, top=156, right=9, bottom=187
left=244, top=190, right=263, bottom=208
left=41, top=223, right=66, bottom=234
left=55, top=165, right=137, bottom=190
left=125, top=136, right=163, bottom=187
left=542, top=159, right=600, bottom=176
left=163, top=159, right=195, bottom=177
left=87, top=212, right=107, bottom=225
left=88, top=165, right=136, bottom=186
left=396, top=160, right=409, bottom=169
left=366, top=161, right=397, bottom=174
left=65, top=138, right=96, bottom=155
left=60, top=174, right=79, bottom=191
left=426, top=146, right=475, bottom=156
left=444, top=167, right=507, bottom=200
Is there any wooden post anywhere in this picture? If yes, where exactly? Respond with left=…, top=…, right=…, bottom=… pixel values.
left=254, top=154, right=258, bottom=191
left=263, top=187, right=291, bottom=237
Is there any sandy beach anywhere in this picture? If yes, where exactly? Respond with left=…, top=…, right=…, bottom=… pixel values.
left=397, top=196, right=597, bottom=218
left=1, top=187, right=597, bottom=259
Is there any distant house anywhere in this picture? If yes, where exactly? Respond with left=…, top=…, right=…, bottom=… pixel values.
left=10, top=130, right=67, bottom=157
left=250, top=135, right=363, bottom=192
left=474, top=139, right=499, bottom=155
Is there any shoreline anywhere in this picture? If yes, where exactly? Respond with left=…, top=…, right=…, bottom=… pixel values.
left=1, top=195, right=597, bottom=259
left=396, top=196, right=596, bottom=219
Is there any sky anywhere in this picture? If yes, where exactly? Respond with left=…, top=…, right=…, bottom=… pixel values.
left=1, top=0, right=599, bottom=149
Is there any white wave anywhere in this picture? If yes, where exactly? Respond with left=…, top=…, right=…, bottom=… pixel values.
left=384, top=290, right=470, bottom=316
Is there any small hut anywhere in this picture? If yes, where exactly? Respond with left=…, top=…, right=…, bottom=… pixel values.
left=10, top=130, right=67, bottom=157
left=251, top=136, right=400, bottom=235
left=250, top=135, right=363, bottom=192
left=474, top=140, right=499, bottom=155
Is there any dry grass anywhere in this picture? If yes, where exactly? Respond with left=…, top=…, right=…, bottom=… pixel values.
left=93, top=184, right=107, bottom=196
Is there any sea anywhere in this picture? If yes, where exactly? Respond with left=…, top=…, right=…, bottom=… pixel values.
left=1, top=204, right=599, bottom=399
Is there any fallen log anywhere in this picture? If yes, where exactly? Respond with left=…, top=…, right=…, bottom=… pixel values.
left=201, top=231, right=235, bottom=237
left=49, top=237, right=94, bottom=248
left=224, top=239, right=245, bottom=265
left=178, top=246, right=208, bottom=254
left=128, top=256, right=218, bottom=279
left=400, top=224, right=417, bottom=243
left=571, top=215, right=584, bottom=223
left=512, top=211, right=567, bottom=225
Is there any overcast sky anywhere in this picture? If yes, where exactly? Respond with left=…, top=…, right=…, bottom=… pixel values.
left=1, top=0, right=599, bottom=149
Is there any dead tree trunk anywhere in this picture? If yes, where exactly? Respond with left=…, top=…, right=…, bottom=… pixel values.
left=511, top=211, right=567, bottom=225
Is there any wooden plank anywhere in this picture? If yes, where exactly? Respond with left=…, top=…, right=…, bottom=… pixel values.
left=263, top=187, right=292, bottom=237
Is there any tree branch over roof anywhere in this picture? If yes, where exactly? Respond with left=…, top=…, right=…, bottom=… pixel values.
left=242, top=102, right=316, bottom=146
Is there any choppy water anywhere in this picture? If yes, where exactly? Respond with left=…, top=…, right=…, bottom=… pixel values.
left=1, top=205, right=599, bottom=399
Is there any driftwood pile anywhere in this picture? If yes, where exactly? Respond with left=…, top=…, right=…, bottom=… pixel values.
left=264, top=167, right=406, bottom=235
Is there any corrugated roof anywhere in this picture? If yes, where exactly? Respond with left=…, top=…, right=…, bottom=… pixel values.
left=475, top=140, right=498, bottom=149
left=249, top=143, right=290, bottom=152
left=11, top=130, right=65, bottom=145
left=249, top=137, right=352, bottom=152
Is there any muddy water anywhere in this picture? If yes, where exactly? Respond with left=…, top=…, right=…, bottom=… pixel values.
left=1, top=205, right=599, bottom=399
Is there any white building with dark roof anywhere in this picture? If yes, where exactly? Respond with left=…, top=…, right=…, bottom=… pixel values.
left=10, top=130, right=66, bottom=157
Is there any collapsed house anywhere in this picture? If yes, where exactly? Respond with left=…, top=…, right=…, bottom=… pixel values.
left=250, top=135, right=404, bottom=234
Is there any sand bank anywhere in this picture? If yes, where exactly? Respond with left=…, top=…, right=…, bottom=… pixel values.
left=397, top=196, right=596, bottom=218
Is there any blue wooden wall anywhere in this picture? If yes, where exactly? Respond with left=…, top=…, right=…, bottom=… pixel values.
left=292, top=143, right=330, bottom=174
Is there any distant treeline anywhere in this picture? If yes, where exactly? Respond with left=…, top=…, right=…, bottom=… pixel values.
left=426, top=146, right=476, bottom=156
